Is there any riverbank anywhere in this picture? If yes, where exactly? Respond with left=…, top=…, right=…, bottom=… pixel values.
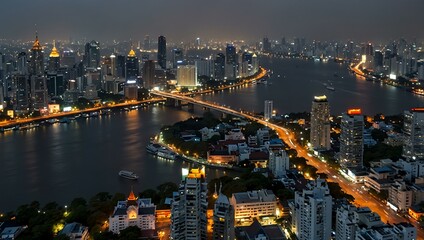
left=0, top=98, right=165, bottom=129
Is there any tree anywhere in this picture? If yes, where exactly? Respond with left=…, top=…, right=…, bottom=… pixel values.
left=119, top=226, right=141, bottom=240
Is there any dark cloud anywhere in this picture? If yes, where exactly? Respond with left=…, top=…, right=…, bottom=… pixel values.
left=1, top=0, right=423, bottom=43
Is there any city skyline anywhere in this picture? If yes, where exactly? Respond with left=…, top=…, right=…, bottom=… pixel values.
left=0, top=0, right=423, bottom=42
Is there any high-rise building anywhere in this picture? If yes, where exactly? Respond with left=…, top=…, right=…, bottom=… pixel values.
left=48, top=41, right=60, bottom=73
left=214, top=53, right=225, bottom=81
left=225, top=44, right=237, bottom=80
left=157, top=36, right=167, bottom=69
left=310, top=96, right=331, bottom=150
left=125, top=48, right=139, bottom=81
left=251, top=53, right=259, bottom=75
left=17, top=52, right=28, bottom=75
left=292, top=179, right=332, bottom=240
left=339, top=109, right=364, bottom=170
left=269, top=149, right=289, bottom=178
left=29, top=34, right=44, bottom=76
left=264, top=100, right=273, bottom=121
left=61, top=50, right=76, bottom=69
left=30, top=75, right=48, bottom=111
left=143, top=35, right=150, bottom=50
left=403, top=108, right=424, bottom=160
left=171, top=167, right=208, bottom=240
left=84, top=40, right=100, bottom=69
left=109, top=190, right=156, bottom=234
left=177, top=65, right=197, bottom=87
left=195, top=59, right=213, bottom=78
left=13, top=74, right=30, bottom=112
left=142, top=60, right=155, bottom=89
left=262, top=37, right=271, bottom=53
left=212, top=192, right=235, bottom=240
left=172, top=48, right=184, bottom=69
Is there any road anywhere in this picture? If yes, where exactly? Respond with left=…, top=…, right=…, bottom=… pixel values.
left=151, top=91, right=424, bottom=238
left=0, top=98, right=164, bottom=128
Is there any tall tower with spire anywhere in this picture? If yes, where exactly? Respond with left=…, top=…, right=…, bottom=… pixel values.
left=48, top=40, right=60, bottom=73
left=29, top=32, right=48, bottom=111
left=29, top=32, right=44, bottom=76
left=125, top=47, right=139, bottom=81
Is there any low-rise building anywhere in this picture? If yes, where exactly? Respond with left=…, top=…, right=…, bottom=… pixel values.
left=235, top=219, right=286, bottom=240
left=109, top=191, right=156, bottom=234
left=230, top=189, right=277, bottom=225
left=59, top=222, right=89, bottom=240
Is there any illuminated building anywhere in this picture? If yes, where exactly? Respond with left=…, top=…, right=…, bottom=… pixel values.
left=171, top=167, right=207, bottom=240
left=339, top=108, right=364, bottom=170
left=177, top=65, right=197, bottom=87
left=310, top=95, right=331, bottom=150
left=251, top=53, right=259, bottom=75
left=269, top=149, right=289, bottom=178
left=291, top=179, right=332, bottom=240
left=157, top=36, right=167, bottom=69
left=225, top=44, right=237, bottom=80
left=212, top=192, right=235, bottom=240
left=195, top=59, right=213, bottom=78
left=172, top=48, right=184, bottom=69
left=84, top=40, right=100, bottom=69
left=229, top=189, right=277, bottom=225
left=403, top=108, right=424, bottom=160
left=48, top=40, right=60, bottom=73
left=264, top=100, right=273, bottom=121
left=214, top=53, right=225, bottom=81
left=13, top=74, right=30, bottom=112
left=29, top=33, right=44, bottom=76
left=109, top=190, right=156, bottom=234
left=125, top=48, right=139, bottom=81
left=29, top=34, right=48, bottom=111
left=124, top=83, right=138, bottom=100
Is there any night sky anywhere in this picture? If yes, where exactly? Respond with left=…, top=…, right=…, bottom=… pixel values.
left=1, top=0, right=423, bottom=42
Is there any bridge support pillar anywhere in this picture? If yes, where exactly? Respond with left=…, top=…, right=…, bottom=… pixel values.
left=175, top=100, right=182, bottom=108
left=221, top=112, right=227, bottom=119
left=165, top=98, right=176, bottom=107
left=187, top=103, right=194, bottom=112
left=203, top=107, right=210, bottom=112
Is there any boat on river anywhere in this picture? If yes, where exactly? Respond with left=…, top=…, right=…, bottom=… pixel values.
left=118, top=170, right=139, bottom=180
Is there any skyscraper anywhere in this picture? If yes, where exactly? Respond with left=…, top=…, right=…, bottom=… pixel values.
left=84, top=40, right=100, bottom=68
left=143, top=35, right=150, bottom=50
left=48, top=41, right=60, bottom=73
left=157, top=36, right=167, bottom=69
left=264, top=100, right=273, bottom=121
left=172, top=48, right=184, bottom=69
left=292, top=179, right=332, bottom=240
left=262, top=37, right=271, bottom=53
left=29, top=33, right=44, bottom=76
left=225, top=44, right=237, bottom=80
left=29, top=34, right=48, bottom=111
left=403, top=108, right=424, bottom=160
left=125, top=48, right=139, bottom=81
left=339, top=109, right=364, bottom=170
left=142, top=60, right=155, bottom=89
left=310, top=96, right=331, bottom=150
left=214, top=53, right=225, bottom=81
left=213, top=192, right=235, bottom=240
left=171, top=167, right=207, bottom=240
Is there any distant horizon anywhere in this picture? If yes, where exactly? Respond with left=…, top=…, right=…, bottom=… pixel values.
left=0, top=0, right=423, bottom=44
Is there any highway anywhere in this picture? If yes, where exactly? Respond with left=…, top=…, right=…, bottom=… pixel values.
left=151, top=90, right=424, bottom=238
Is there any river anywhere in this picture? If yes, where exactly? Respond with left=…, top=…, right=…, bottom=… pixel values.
left=1, top=57, right=423, bottom=211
